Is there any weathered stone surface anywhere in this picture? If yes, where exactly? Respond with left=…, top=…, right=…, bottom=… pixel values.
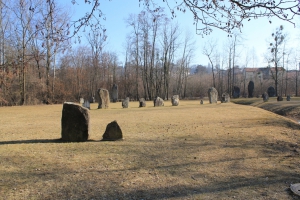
left=96, top=88, right=110, bottom=109
left=139, top=98, right=146, bottom=107
left=287, top=95, right=291, bottom=101
left=221, top=93, right=230, bottom=103
left=153, top=97, right=164, bottom=107
left=233, top=86, right=240, bottom=98
left=122, top=97, right=129, bottom=108
left=277, top=96, right=283, bottom=101
left=262, top=92, right=269, bottom=102
left=82, top=100, right=90, bottom=109
left=267, top=86, right=276, bottom=97
left=111, top=84, right=118, bottom=103
left=102, top=120, right=123, bottom=141
left=248, top=81, right=254, bottom=98
left=61, top=102, right=89, bottom=142
left=200, top=100, right=203, bottom=105
left=171, top=95, right=179, bottom=106
left=208, top=87, right=218, bottom=104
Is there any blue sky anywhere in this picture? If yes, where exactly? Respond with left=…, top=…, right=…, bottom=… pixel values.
left=66, top=1, right=299, bottom=69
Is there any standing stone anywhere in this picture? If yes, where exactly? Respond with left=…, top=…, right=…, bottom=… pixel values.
left=262, top=92, right=269, bottom=102
left=208, top=87, right=218, bottom=104
left=153, top=96, right=164, bottom=107
left=80, top=98, right=84, bottom=104
left=139, top=98, right=146, bottom=107
left=200, top=99, right=203, bottom=104
left=111, top=84, right=118, bottom=103
left=232, top=86, right=240, bottom=98
left=171, top=95, right=179, bottom=106
left=122, top=97, right=129, bottom=108
left=102, top=120, right=123, bottom=141
left=221, top=93, right=230, bottom=103
left=82, top=100, right=90, bottom=109
left=96, top=88, right=110, bottom=109
left=267, top=86, right=276, bottom=97
left=61, top=102, right=89, bottom=142
left=287, top=95, right=291, bottom=101
left=277, top=96, right=283, bottom=101
left=89, top=96, right=95, bottom=103
left=248, top=81, right=254, bottom=98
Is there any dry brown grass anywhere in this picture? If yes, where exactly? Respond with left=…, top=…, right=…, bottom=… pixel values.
left=1, top=100, right=300, bottom=200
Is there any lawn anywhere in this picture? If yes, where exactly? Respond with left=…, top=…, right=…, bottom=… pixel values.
left=0, top=100, right=300, bottom=199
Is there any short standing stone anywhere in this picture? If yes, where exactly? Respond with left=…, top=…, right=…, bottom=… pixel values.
left=102, top=120, right=123, bottom=141
left=82, top=100, right=90, bottom=109
left=232, top=86, right=240, bottom=98
left=80, top=98, right=84, bottom=104
left=61, top=102, right=89, bottom=142
left=139, top=98, right=146, bottom=107
left=122, top=97, right=129, bottom=108
left=287, top=95, right=291, bottom=101
left=153, top=96, right=164, bottom=107
left=267, top=86, right=276, bottom=97
left=262, top=92, right=269, bottom=102
left=111, top=84, right=118, bottom=103
left=221, top=93, right=230, bottom=103
left=96, top=88, right=110, bottom=109
left=208, top=87, right=218, bottom=104
left=277, top=96, right=283, bottom=101
left=200, top=100, right=203, bottom=104
left=171, top=95, right=179, bottom=106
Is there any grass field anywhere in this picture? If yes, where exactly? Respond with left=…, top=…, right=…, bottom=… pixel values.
left=1, top=100, right=300, bottom=199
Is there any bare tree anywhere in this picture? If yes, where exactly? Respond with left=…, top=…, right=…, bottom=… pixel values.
left=202, top=38, right=218, bottom=88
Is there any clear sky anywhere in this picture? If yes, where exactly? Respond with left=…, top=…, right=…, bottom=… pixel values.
left=66, top=1, right=299, bottom=69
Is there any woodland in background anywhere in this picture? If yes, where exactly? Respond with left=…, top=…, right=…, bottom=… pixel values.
left=0, top=0, right=299, bottom=106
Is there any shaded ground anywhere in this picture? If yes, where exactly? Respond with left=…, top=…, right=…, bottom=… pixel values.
left=0, top=100, right=300, bottom=199
left=232, top=97, right=300, bottom=122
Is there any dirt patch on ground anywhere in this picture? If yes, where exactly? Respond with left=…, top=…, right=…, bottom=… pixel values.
left=0, top=100, right=300, bottom=199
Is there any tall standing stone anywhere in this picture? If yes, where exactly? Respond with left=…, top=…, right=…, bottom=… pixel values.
left=154, top=97, right=164, bottom=107
left=171, top=95, right=179, bottom=106
left=122, top=97, right=129, bottom=108
left=96, top=88, right=110, bottom=109
left=287, top=95, right=291, bottom=101
left=139, top=98, right=146, bottom=107
left=248, top=81, right=254, bottom=98
left=262, top=92, right=269, bottom=102
left=61, top=102, right=90, bottom=142
left=221, top=93, right=230, bottom=103
left=102, top=121, right=123, bottom=141
left=111, top=84, right=118, bottom=103
left=208, top=87, right=218, bottom=104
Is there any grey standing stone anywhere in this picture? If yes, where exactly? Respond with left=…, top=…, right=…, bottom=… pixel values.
left=232, top=86, right=240, bottom=98
left=262, top=92, right=269, bottom=102
left=221, top=93, right=230, bottom=103
left=111, top=84, right=118, bottom=103
left=80, top=98, right=84, bottom=104
left=208, top=87, right=218, bottom=104
left=200, top=100, right=203, bottom=104
left=122, top=97, right=129, bottom=108
left=82, top=100, right=90, bottom=109
left=267, top=86, right=276, bottom=97
left=61, top=102, right=89, bottom=142
left=287, top=95, right=291, bottom=101
left=248, top=81, right=254, bottom=98
left=139, top=98, right=146, bottom=107
left=102, top=120, right=123, bottom=141
left=153, top=96, right=164, bottom=107
left=96, top=88, right=110, bottom=109
left=171, top=95, right=179, bottom=106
